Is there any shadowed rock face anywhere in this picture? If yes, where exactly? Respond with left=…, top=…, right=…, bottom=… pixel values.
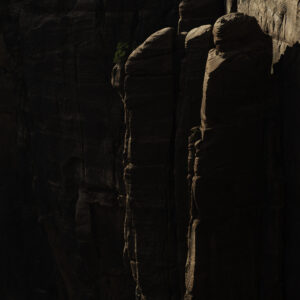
left=0, top=0, right=180, bottom=299
left=178, top=0, right=224, bottom=32
left=121, top=22, right=215, bottom=299
left=185, top=13, right=274, bottom=300
left=237, top=0, right=300, bottom=62
left=123, top=27, right=179, bottom=300
left=0, top=16, right=21, bottom=300
left=236, top=2, right=300, bottom=299
left=0, top=1, right=300, bottom=299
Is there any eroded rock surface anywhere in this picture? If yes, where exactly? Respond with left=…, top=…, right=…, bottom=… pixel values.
left=185, top=13, right=275, bottom=300
left=1, top=1, right=300, bottom=299
left=237, top=0, right=300, bottom=62
left=123, top=27, right=180, bottom=300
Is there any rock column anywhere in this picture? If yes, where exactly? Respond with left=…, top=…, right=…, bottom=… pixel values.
left=123, top=28, right=179, bottom=299
left=185, top=13, right=274, bottom=300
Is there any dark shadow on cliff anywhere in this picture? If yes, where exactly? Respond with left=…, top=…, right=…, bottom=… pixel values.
left=273, top=42, right=300, bottom=300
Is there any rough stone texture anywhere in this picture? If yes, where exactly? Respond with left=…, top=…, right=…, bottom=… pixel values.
left=1, top=1, right=300, bottom=299
left=0, top=4, right=55, bottom=298
left=123, top=27, right=179, bottom=300
left=15, top=3, right=133, bottom=298
left=183, top=25, right=213, bottom=124
left=185, top=13, right=275, bottom=300
left=178, top=0, right=224, bottom=32
left=174, top=24, right=213, bottom=293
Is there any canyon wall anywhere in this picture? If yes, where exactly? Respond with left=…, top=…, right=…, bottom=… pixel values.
left=1, top=0, right=180, bottom=299
left=0, top=0, right=299, bottom=299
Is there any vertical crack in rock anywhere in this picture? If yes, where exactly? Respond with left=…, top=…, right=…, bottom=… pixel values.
left=123, top=27, right=180, bottom=299
left=185, top=13, right=276, bottom=300
left=2, top=0, right=300, bottom=299
left=5, top=0, right=182, bottom=298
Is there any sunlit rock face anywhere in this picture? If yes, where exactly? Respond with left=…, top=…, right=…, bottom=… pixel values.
left=237, top=0, right=299, bottom=62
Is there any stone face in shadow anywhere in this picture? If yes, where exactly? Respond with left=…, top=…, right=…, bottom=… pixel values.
left=178, top=0, right=224, bottom=32
left=274, top=43, right=300, bottom=300
left=3, top=0, right=180, bottom=299
left=123, top=27, right=180, bottom=300
left=185, top=13, right=275, bottom=300
left=175, top=24, right=213, bottom=295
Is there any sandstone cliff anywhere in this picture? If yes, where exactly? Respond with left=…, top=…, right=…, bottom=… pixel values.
left=0, top=0, right=299, bottom=299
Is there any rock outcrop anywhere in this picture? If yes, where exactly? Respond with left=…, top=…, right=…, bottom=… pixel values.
left=1, top=0, right=180, bottom=299
left=185, top=13, right=275, bottom=300
left=123, top=27, right=179, bottom=300
left=1, top=1, right=300, bottom=299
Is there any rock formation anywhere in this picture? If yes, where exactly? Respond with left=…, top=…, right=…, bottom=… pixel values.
left=185, top=12, right=278, bottom=299
left=1, top=0, right=179, bottom=299
left=123, top=27, right=179, bottom=299
left=0, top=1, right=299, bottom=299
